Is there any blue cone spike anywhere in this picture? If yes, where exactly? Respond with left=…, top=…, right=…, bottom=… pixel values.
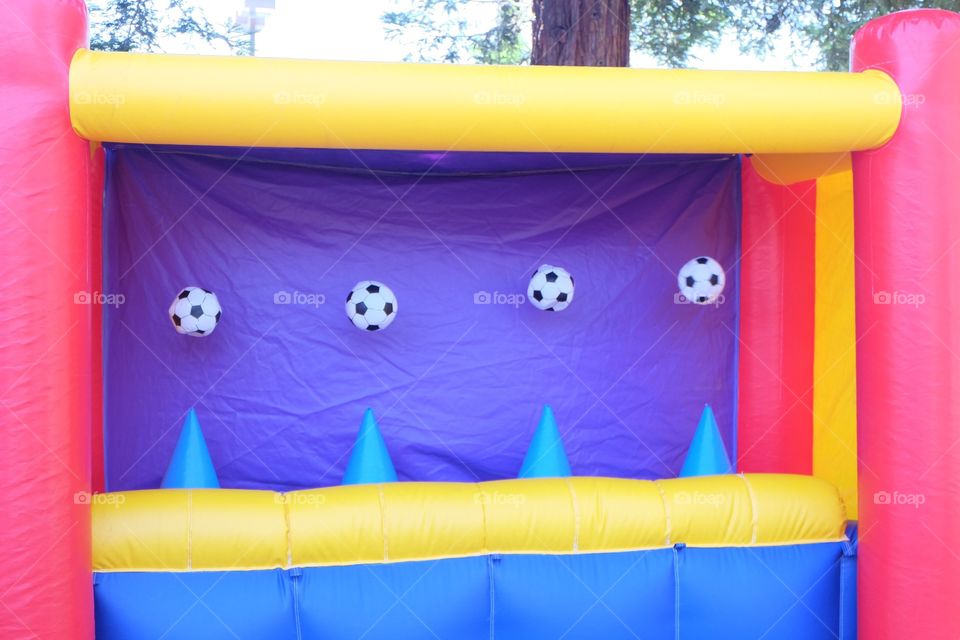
left=679, top=404, right=732, bottom=477
left=519, top=405, right=572, bottom=478
left=341, top=408, right=398, bottom=485
left=161, top=408, right=220, bottom=489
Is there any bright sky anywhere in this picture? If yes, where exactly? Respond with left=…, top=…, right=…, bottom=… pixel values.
left=179, top=0, right=817, bottom=71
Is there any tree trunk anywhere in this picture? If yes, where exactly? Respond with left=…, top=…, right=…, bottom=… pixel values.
left=532, top=0, right=630, bottom=66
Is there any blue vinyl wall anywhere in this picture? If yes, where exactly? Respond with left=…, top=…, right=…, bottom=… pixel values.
left=95, top=541, right=855, bottom=640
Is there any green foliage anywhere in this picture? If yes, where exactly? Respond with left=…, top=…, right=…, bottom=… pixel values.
left=89, top=0, right=250, bottom=54
left=384, top=0, right=960, bottom=69
left=727, top=0, right=960, bottom=70
left=383, top=0, right=530, bottom=64
left=630, top=0, right=730, bottom=67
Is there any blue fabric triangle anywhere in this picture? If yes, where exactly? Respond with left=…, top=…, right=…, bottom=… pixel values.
left=679, top=404, right=732, bottom=477
left=161, top=408, right=220, bottom=489
left=342, top=408, right=398, bottom=485
left=519, top=405, right=572, bottom=478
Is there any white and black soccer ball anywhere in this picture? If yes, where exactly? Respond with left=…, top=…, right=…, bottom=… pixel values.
left=345, top=281, right=397, bottom=331
left=677, top=256, right=725, bottom=305
left=527, top=265, right=575, bottom=312
left=169, top=287, right=222, bottom=337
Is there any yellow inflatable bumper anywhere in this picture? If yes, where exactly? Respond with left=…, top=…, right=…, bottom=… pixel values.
left=93, top=474, right=847, bottom=572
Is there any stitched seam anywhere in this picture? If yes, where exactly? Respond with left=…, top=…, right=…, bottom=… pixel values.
left=564, top=478, right=580, bottom=552
left=377, top=484, right=389, bottom=561
left=673, top=545, right=681, bottom=640
left=654, top=480, right=672, bottom=546
left=478, top=482, right=489, bottom=554
left=291, top=570, right=303, bottom=640
left=186, top=490, right=193, bottom=570
left=738, top=474, right=760, bottom=544
left=487, top=556, right=496, bottom=640
left=283, top=493, right=293, bottom=569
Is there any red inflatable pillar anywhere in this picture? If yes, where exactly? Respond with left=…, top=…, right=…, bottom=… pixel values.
left=737, top=157, right=816, bottom=474
left=852, top=10, right=960, bottom=639
left=0, top=1, right=96, bottom=638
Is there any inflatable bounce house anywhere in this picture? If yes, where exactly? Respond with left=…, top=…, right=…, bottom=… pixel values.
left=3, top=1, right=959, bottom=638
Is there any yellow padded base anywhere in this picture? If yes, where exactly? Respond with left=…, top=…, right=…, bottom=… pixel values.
left=92, top=474, right=847, bottom=572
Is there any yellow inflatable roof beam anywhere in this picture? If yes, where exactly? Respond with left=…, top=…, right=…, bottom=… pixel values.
left=69, top=50, right=901, bottom=154
left=92, top=474, right=848, bottom=572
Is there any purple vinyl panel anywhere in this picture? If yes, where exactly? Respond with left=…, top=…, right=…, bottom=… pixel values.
left=103, top=146, right=740, bottom=490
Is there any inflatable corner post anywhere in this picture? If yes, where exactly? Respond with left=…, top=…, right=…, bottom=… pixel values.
left=680, top=405, right=732, bottom=477
left=519, top=405, right=572, bottom=478
left=161, top=409, right=220, bottom=489
left=341, top=409, right=398, bottom=485
left=852, top=10, right=960, bottom=639
left=738, top=158, right=816, bottom=475
left=0, top=1, right=96, bottom=638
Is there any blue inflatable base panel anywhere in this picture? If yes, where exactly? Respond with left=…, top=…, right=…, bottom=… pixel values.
left=95, top=541, right=856, bottom=639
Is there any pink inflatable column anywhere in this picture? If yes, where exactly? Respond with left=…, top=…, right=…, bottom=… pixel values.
left=852, top=10, right=960, bottom=639
left=0, top=1, right=95, bottom=638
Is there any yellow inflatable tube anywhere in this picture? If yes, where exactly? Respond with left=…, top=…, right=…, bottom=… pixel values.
left=93, top=474, right=847, bottom=572
left=69, top=50, right=901, bottom=154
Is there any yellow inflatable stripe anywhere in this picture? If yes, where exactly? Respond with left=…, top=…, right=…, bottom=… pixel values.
left=813, top=157, right=859, bottom=519
left=69, top=49, right=900, bottom=154
left=92, top=475, right=847, bottom=572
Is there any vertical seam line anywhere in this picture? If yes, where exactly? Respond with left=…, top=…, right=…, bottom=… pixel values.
left=654, top=480, right=672, bottom=546
left=282, top=491, right=293, bottom=569
left=292, top=569, right=303, bottom=640
left=564, top=477, right=581, bottom=552
left=377, top=484, right=389, bottom=562
left=478, top=482, right=489, bottom=555
left=488, top=555, right=496, bottom=640
left=186, top=489, right=193, bottom=570
left=673, top=545, right=681, bottom=640
left=738, top=473, right=760, bottom=544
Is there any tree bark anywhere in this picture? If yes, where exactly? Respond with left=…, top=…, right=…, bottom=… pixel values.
left=532, top=0, right=630, bottom=66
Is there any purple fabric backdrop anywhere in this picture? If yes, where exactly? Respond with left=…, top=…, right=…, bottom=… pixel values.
left=103, top=145, right=740, bottom=491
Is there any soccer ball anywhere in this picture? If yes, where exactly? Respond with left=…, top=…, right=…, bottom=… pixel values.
left=677, top=256, right=725, bottom=305
left=169, top=287, right=222, bottom=337
left=346, top=281, right=397, bottom=331
left=527, top=265, right=575, bottom=312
